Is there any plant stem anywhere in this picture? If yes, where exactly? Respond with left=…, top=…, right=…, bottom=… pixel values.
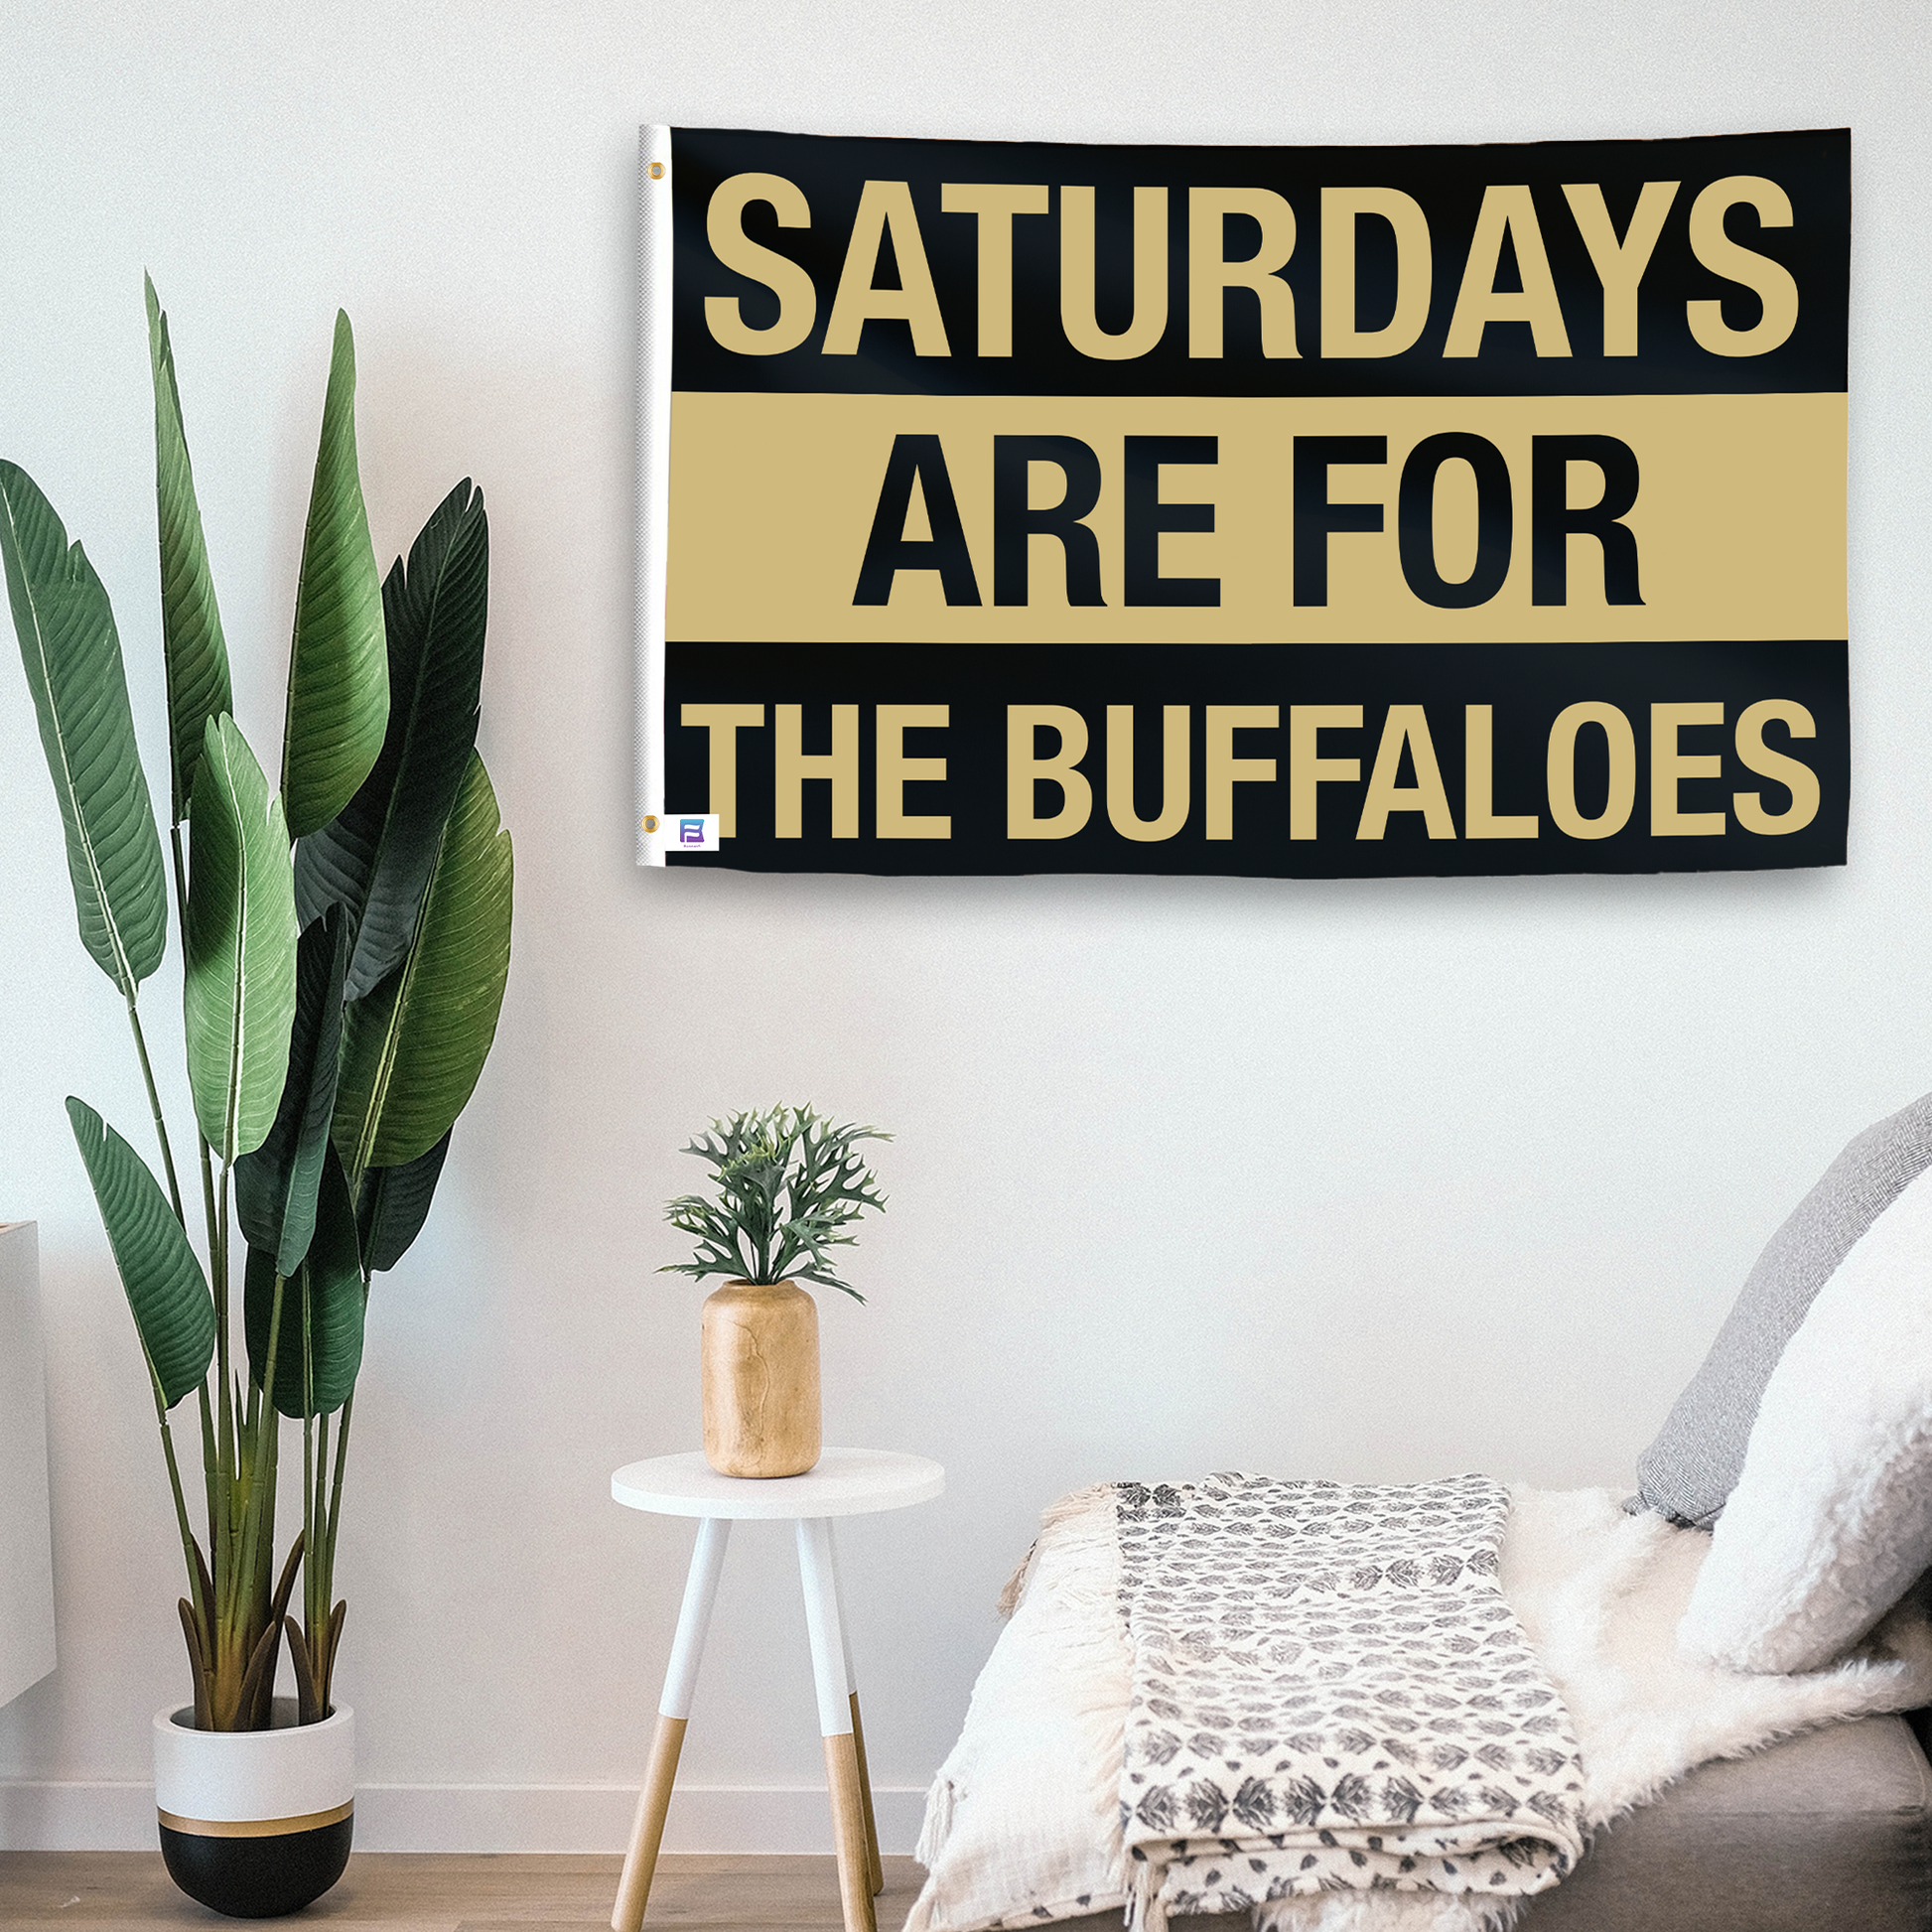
left=196, top=1381, right=220, bottom=1607
left=309, top=1409, right=329, bottom=1648
left=301, top=1300, right=317, bottom=1680
left=195, top=1133, right=220, bottom=1280
left=167, top=825, right=224, bottom=1270
left=225, top=1269, right=285, bottom=1715
left=213, top=1164, right=234, bottom=1604
left=153, top=1379, right=207, bottom=1636
left=162, top=824, right=225, bottom=1719
left=123, top=996, right=184, bottom=1225
left=301, top=1412, right=314, bottom=1683
left=167, top=820, right=227, bottom=1587
left=214, top=1164, right=231, bottom=1399
left=325, top=1388, right=352, bottom=1573
left=311, top=1304, right=361, bottom=1715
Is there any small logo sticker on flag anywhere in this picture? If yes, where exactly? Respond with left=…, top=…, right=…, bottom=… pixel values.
left=670, top=813, right=720, bottom=852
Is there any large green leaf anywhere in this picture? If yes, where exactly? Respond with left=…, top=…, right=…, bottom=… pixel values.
left=234, top=907, right=348, bottom=1275
left=355, top=1130, right=451, bottom=1274
left=334, top=753, right=511, bottom=1175
left=243, top=1147, right=364, bottom=1419
left=295, top=480, right=487, bottom=999
left=145, top=275, right=233, bottom=825
left=0, top=462, right=169, bottom=995
left=184, top=715, right=300, bottom=1164
left=281, top=312, right=387, bottom=839
left=67, top=1097, right=214, bottom=1409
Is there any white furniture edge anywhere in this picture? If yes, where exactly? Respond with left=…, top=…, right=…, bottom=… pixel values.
left=611, top=1448, right=945, bottom=1519
left=0, top=1220, right=57, bottom=1709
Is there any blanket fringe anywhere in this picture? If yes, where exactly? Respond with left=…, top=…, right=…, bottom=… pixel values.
left=913, top=1773, right=955, bottom=1868
left=1125, top=1857, right=1167, bottom=1932
left=997, top=1480, right=1119, bottom=1617
left=998, top=1480, right=1136, bottom=1902
left=1254, top=1896, right=1527, bottom=1932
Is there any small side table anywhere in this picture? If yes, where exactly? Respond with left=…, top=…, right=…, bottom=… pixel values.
left=608, top=1448, right=945, bottom=1932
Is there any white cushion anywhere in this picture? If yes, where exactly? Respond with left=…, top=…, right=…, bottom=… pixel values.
left=1678, top=1164, right=1932, bottom=1674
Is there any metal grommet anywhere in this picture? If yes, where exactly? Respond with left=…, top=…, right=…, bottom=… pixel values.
left=642, top=813, right=659, bottom=834
left=648, top=162, right=665, bottom=181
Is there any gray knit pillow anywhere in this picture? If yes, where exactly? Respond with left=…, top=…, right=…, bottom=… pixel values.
left=1633, top=1090, right=1932, bottom=1530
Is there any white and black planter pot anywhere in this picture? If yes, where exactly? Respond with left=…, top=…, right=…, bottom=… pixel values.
left=152, top=1699, right=353, bottom=1918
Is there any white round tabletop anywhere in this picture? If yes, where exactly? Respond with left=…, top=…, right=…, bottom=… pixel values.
left=611, top=1447, right=945, bottom=1520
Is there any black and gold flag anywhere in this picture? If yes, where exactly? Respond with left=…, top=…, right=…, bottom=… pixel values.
left=639, top=125, right=1849, bottom=878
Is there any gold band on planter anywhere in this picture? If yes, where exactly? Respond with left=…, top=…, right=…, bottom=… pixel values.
left=157, top=1799, right=353, bottom=1839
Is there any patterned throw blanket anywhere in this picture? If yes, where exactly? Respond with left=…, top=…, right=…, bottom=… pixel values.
left=1115, top=1474, right=1586, bottom=1929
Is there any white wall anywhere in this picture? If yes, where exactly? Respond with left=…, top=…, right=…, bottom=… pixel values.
left=1, top=0, right=1927, bottom=1856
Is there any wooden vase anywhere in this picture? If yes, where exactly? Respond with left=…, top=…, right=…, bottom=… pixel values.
left=700, top=1280, right=821, bottom=1477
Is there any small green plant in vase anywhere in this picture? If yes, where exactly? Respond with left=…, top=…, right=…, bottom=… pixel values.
left=662, top=1106, right=889, bottom=1477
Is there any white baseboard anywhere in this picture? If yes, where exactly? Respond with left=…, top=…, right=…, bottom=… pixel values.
left=0, top=1779, right=930, bottom=1855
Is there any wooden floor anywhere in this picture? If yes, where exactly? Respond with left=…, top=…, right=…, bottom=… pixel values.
left=0, top=1852, right=926, bottom=1931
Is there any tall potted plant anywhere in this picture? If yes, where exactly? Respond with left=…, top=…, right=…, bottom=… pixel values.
left=2, top=282, right=513, bottom=1916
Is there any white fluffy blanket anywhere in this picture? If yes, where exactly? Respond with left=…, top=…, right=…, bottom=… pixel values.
left=905, top=1485, right=1932, bottom=1932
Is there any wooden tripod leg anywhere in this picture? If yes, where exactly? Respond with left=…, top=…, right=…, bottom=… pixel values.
left=798, top=1518, right=875, bottom=1932
left=826, top=1530, right=884, bottom=1896
left=612, top=1714, right=686, bottom=1932
left=848, top=1691, right=885, bottom=1896
left=612, top=1517, right=732, bottom=1932
left=824, top=1729, right=879, bottom=1932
